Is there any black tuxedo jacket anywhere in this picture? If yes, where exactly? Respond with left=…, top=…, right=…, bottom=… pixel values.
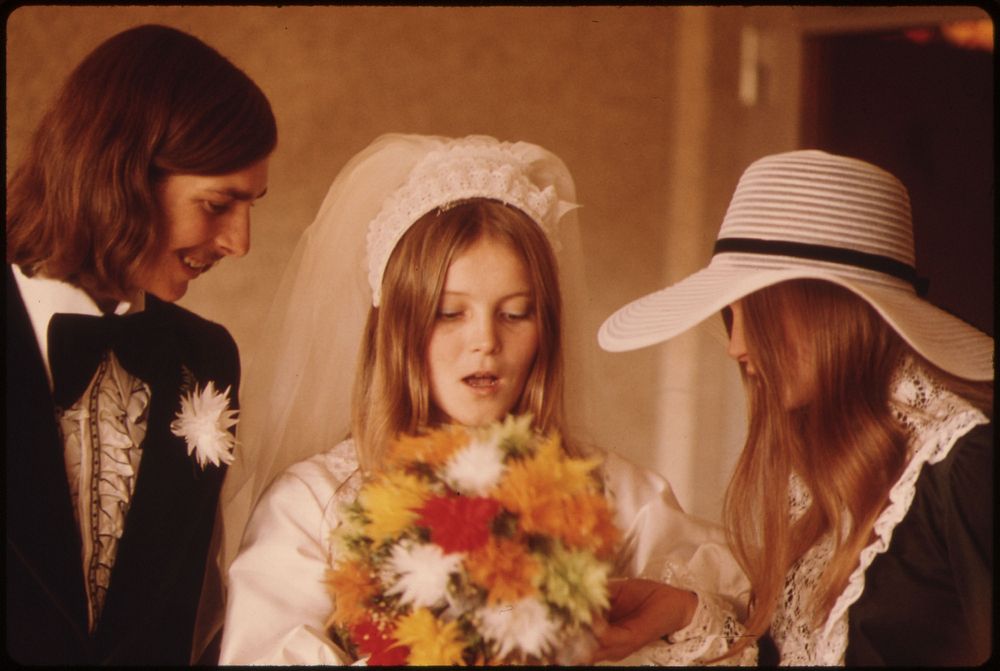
left=5, top=265, right=240, bottom=664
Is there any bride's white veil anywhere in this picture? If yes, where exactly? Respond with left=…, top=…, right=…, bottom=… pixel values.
left=193, top=133, right=595, bottom=659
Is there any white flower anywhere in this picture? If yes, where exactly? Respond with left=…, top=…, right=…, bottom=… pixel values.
left=170, top=380, right=238, bottom=469
left=476, top=597, right=560, bottom=660
left=385, top=541, right=463, bottom=609
left=443, top=435, right=505, bottom=495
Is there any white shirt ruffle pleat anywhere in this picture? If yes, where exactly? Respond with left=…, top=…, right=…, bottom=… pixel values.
left=14, top=265, right=150, bottom=633
left=59, top=352, right=149, bottom=631
left=219, top=441, right=750, bottom=665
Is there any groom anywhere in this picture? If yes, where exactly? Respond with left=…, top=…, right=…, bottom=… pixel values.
left=5, top=24, right=275, bottom=664
left=6, top=264, right=241, bottom=664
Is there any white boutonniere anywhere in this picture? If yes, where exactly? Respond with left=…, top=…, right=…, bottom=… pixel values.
left=170, top=375, right=238, bottom=469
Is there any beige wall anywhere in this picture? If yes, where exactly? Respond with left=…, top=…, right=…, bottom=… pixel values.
left=6, top=5, right=980, bottom=521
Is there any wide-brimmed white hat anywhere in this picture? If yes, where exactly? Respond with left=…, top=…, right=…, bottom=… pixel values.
left=598, top=150, right=993, bottom=381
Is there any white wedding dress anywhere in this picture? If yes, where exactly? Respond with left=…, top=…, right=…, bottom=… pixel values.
left=220, top=359, right=988, bottom=667
left=219, top=440, right=752, bottom=665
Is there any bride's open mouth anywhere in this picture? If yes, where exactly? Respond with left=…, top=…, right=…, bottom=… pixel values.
left=463, top=373, right=499, bottom=389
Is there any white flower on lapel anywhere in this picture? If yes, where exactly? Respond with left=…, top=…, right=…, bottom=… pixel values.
left=170, top=380, right=238, bottom=469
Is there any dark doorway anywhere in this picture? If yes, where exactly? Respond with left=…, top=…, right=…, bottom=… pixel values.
left=802, top=23, right=994, bottom=337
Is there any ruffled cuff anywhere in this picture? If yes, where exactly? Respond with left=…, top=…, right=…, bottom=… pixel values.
left=627, top=591, right=756, bottom=666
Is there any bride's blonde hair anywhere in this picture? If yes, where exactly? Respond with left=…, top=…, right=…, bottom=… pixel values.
left=351, top=199, right=569, bottom=473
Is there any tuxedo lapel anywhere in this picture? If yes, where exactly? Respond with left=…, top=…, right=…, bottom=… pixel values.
left=7, top=274, right=234, bottom=664
left=94, top=298, right=225, bottom=661
left=6, top=266, right=90, bottom=659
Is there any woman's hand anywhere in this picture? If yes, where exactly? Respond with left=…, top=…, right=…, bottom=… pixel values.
left=588, top=577, right=698, bottom=663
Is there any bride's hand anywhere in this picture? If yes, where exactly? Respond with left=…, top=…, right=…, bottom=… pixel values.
left=588, top=577, right=698, bottom=663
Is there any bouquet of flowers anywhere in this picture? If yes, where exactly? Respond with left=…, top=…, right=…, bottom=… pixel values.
left=325, top=414, right=620, bottom=665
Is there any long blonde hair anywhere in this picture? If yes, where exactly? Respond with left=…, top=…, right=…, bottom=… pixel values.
left=722, top=279, right=991, bottom=654
left=351, top=199, right=568, bottom=473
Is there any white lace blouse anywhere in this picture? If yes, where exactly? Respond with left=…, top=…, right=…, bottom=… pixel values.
left=219, top=442, right=751, bottom=665
left=772, top=358, right=988, bottom=665
left=643, top=357, right=989, bottom=666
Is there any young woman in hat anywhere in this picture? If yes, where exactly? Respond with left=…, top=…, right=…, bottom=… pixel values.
left=214, top=134, right=750, bottom=664
left=596, top=150, right=993, bottom=665
left=6, top=24, right=276, bottom=665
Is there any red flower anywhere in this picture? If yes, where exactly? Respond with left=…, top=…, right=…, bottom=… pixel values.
left=350, top=617, right=409, bottom=666
left=416, top=495, right=502, bottom=553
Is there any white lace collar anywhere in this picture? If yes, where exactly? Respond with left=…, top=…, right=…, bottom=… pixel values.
left=775, top=357, right=989, bottom=665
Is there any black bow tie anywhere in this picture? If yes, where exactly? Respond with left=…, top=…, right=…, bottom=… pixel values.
left=48, top=310, right=174, bottom=409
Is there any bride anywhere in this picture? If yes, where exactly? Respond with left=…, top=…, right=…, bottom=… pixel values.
left=208, top=134, right=750, bottom=664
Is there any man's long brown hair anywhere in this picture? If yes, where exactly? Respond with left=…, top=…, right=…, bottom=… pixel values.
left=7, top=24, right=277, bottom=303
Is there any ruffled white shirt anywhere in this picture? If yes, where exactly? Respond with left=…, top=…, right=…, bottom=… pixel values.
left=219, top=442, right=751, bottom=665
left=58, top=355, right=149, bottom=631
left=13, top=265, right=149, bottom=631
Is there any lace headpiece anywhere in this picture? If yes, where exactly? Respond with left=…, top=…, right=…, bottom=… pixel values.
left=366, top=137, right=574, bottom=306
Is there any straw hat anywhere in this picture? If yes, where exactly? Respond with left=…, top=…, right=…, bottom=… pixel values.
left=598, top=150, right=993, bottom=381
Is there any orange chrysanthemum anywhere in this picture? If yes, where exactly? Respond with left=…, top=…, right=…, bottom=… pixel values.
left=553, top=493, right=620, bottom=559
left=499, top=437, right=600, bottom=498
left=466, top=537, right=540, bottom=604
left=493, top=439, right=601, bottom=526
left=388, top=426, right=467, bottom=469
left=325, top=559, right=378, bottom=627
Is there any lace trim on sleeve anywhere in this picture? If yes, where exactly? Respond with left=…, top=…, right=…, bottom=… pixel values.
left=614, top=590, right=754, bottom=665
left=616, top=559, right=755, bottom=665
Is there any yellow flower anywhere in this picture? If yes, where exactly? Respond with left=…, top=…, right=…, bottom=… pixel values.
left=359, top=471, right=429, bottom=543
left=543, top=436, right=603, bottom=493
left=388, top=425, right=467, bottom=469
left=393, top=608, right=466, bottom=665
left=466, top=536, right=540, bottom=604
left=325, top=559, right=377, bottom=628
